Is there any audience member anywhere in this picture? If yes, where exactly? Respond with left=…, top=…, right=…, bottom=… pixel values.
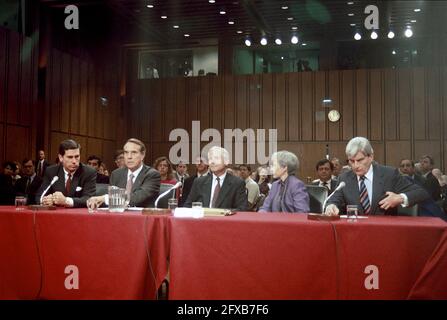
left=36, top=150, right=49, bottom=177
left=239, top=164, right=260, bottom=209
left=179, top=156, right=210, bottom=206
left=312, top=159, right=338, bottom=195
left=87, top=155, right=110, bottom=184
left=419, top=155, right=441, bottom=201
left=36, top=139, right=97, bottom=207
left=154, top=156, right=177, bottom=185
left=114, top=150, right=125, bottom=168
left=87, top=138, right=160, bottom=208
left=325, top=137, right=430, bottom=216
left=15, top=159, right=43, bottom=204
left=0, top=161, right=17, bottom=204
left=259, top=151, right=309, bottom=213
left=184, top=147, right=248, bottom=210
left=330, top=157, right=342, bottom=180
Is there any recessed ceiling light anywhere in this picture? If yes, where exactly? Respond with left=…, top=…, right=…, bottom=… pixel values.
left=302, top=43, right=307, bottom=46
left=291, top=35, right=299, bottom=44
left=281, top=6, right=288, bottom=10
left=405, top=28, right=413, bottom=38
left=347, top=1, right=354, bottom=4
left=414, top=8, right=421, bottom=12
left=392, top=50, right=396, bottom=55
left=281, top=56, right=284, bottom=60
left=228, top=21, right=235, bottom=25
left=350, top=23, right=356, bottom=26
left=411, top=20, right=417, bottom=23
left=348, top=13, right=354, bottom=16
left=237, top=30, right=243, bottom=34
left=173, top=25, right=179, bottom=28
left=354, top=32, right=361, bottom=40
left=275, top=38, right=282, bottom=45
left=161, top=15, right=167, bottom=19
left=245, top=39, right=251, bottom=46
left=370, top=31, right=378, bottom=39
left=287, top=17, right=294, bottom=21
left=146, top=4, right=154, bottom=8
left=184, top=34, right=190, bottom=37
left=387, top=31, right=395, bottom=39
left=260, top=37, right=267, bottom=45
left=220, top=10, right=226, bottom=14
left=291, top=26, right=298, bottom=30
left=209, top=0, right=215, bottom=3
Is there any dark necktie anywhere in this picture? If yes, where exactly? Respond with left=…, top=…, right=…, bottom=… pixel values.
left=25, top=177, right=31, bottom=193
left=359, top=176, right=371, bottom=215
left=279, top=181, right=286, bottom=211
left=66, top=173, right=72, bottom=194
left=126, top=174, right=134, bottom=195
left=211, top=177, right=221, bottom=208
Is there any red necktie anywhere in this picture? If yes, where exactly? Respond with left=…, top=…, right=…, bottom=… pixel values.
left=66, top=173, right=72, bottom=194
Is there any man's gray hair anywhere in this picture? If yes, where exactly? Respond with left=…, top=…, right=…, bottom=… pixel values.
left=345, top=137, right=374, bottom=158
left=208, top=146, right=230, bottom=164
left=272, top=151, right=299, bottom=175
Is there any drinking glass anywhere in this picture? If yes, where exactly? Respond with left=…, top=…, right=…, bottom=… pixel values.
left=346, top=204, right=358, bottom=222
left=15, top=196, right=27, bottom=210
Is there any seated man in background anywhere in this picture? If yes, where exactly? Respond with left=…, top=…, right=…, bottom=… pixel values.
left=312, top=159, right=338, bottom=196
left=87, top=138, right=160, bottom=208
left=184, top=146, right=248, bottom=211
left=238, top=164, right=260, bottom=210
left=179, top=156, right=210, bottom=206
left=259, top=151, right=310, bottom=213
left=87, top=155, right=110, bottom=184
left=36, top=139, right=97, bottom=207
left=15, top=159, right=43, bottom=205
left=325, top=137, right=430, bottom=216
left=0, top=161, right=17, bottom=205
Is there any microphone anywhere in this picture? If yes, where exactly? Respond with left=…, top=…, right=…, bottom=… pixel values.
left=325, top=144, right=330, bottom=160
left=154, top=181, right=182, bottom=208
left=322, top=181, right=345, bottom=213
left=39, top=176, right=59, bottom=205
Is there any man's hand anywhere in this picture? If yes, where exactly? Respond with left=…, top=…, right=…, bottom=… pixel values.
left=52, top=191, right=67, bottom=206
left=379, top=191, right=404, bottom=210
left=324, top=204, right=340, bottom=216
left=87, top=196, right=105, bottom=211
left=41, top=195, right=54, bottom=206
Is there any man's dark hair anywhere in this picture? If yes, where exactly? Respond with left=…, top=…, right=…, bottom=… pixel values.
left=238, top=164, right=251, bottom=172
left=58, top=139, right=80, bottom=156
left=21, top=158, right=35, bottom=167
left=87, top=155, right=102, bottom=166
left=400, top=159, right=415, bottom=167
left=114, top=149, right=124, bottom=160
left=3, top=161, right=17, bottom=172
left=421, top=155, right=434, bottom=165
left=125, top=138, right=146, bottom=153
left=315, top=159, right=334, bottom=171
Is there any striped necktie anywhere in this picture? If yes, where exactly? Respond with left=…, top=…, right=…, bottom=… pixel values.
left=359, top=176, right=371, bottom=215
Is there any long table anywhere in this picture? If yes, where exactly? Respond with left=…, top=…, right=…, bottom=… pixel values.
left=168, top=213, right=447, bottom=299
left=1, top=208, right=446, bottom=299
left=0, top=207, right=169, bottom=299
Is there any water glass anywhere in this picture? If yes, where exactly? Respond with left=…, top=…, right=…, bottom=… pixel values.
left=108, top=186, right=127, bottom=213
left=15, top=196, right=27, bottom=210
left=168, top=198, right=178, bottom=211
left=346, top=204, right=358, bottom=222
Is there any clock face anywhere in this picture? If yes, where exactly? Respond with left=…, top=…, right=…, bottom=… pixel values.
left=328, top=110, right=340, bottom=122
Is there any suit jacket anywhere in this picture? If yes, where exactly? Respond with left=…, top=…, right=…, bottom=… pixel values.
left=0, top=174, right=15, bottom=205
left=327, top=164, right=431, bottom=215
left=110, top=165, right=160, bottom=207
left=259, top=175, right=310, bottom=213
left=36, top=160, right=49, bottom=177
left=178, top=174, right=197, bottom=207
left=184, top=173, right=248, bottom=211
left=36, top=163, right=97, bottom=207
left=311, top=179, right=338, bottom=196
left=423, top=172, right=441, bottom=201
left=96, top=173, right=110, bottom=184
left=15, top=174, right=43, bottom=205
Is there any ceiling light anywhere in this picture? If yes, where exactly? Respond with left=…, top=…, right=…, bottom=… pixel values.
left=245, top=39, right=251, bottom=47
left=354, top=32, right=361, bottom=40
left=291, top=26, right=298, bottom=30
left=209, top=0, right=215, bottom=3
left=392, top=50, right=396, bottom=55
left=228, top=21, right=235, bottom=25
left=370, top=30, right=378, bottom=39
left=220, top=10, right=226, bottom=15
left=184, top=34, right=190, bottom=37
left=347, top=1, right=354, bottom=4
left=348, top=13, right=354, bottom=16
left=161, top=15, right=167, bottom=19
left=237, top=30, right=243, bottom=34
left=281, top=56, right=284, bottom=60
left=350, top=23, right=356, bottom=27
left=404, top=28, right=413, bottom=38
left=411, top=20, right=417, bottom=23
left=387, top=31, right=395, bottom=39
left=414, top=8, right=421, bottom=12
left=146, top=4, right=154, bottom=8
left=302, top=43, right=307, bottom=46
left=281, top=6, right=288, bottom=10
left=291, top=35, right=299, bottom=44
left=287, top=17, right=294, bottom=21
left=173, top=25, right=179, bottom=28
left=260, top=37, right=267, bottom=45
left=275, top=38, right=282, bottom=45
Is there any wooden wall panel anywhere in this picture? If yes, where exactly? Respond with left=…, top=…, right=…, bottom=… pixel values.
left=0, top=28, right=6, bottom=123
left=132, top=67, right=447, bottom=177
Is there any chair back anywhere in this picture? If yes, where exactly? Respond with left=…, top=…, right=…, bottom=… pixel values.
left=397, top=204, right=418, bottom=216
left=306, top=185, right=328, bottom=213
left=157, top=183, right=176, bottom=208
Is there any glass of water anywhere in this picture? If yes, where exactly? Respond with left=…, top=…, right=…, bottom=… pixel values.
left=15, top=196, right=27, bottom=210
left=346, top=205, right=358, bottom=222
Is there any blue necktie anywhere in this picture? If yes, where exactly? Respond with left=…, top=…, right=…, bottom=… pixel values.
left=359, top=176, right=371, bottom=215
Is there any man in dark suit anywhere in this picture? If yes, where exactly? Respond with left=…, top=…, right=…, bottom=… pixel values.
left=15, top=159, right=43, bottom=205
left=399, top=159, right=427, bottom=187
left=36, top=150, right=49, bottom=178
left=87, top=138, right=160, bottom=208
left=325, top=137, right=430, bottom=216
left=179, top=156, right=210, bottom=206
left=311, top=159, right=338, bottom=195
left=184, top=146, right=248, bottom=211
left=419, top=155, right=442, bottom=201
left=36, top=139, right=97, bottom=208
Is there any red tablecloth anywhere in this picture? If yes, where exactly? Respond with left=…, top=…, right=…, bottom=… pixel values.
left=0, top=207, right=170, bottom=300
left=168, top=213, right=447, bottom=299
